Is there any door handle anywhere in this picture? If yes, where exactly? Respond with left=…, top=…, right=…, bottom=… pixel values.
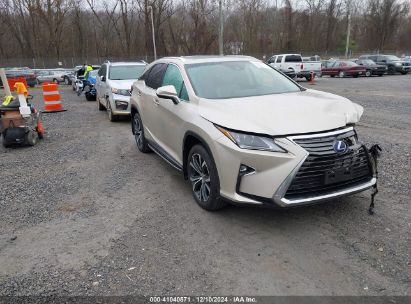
left=153, top=98, right=160, bottom=106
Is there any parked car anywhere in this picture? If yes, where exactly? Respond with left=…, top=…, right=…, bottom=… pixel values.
left=401, top=56, right=411, bottom=63
left=34, top=69, right=67, bottom=84
left=130, top=56, right=375, bottom=211
left=96, top=61, right=146, bottom=121
left=321, top=60, right=366, bottom=78
left=1, top=68, right=36, bottom=87
left=268, top=54, right=313, bottom=80
left=321, top=60, right=337, bottom=69
left=302, top=55, right=322, bottom=78
left=358, top=54, right=411, bottom=75
left=354, top=59, right=386, bottom=77
left=60, top=69, right=76, bottom=85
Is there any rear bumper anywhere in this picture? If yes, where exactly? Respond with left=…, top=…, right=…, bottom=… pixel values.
left=298, top=70, right=322, bottom=78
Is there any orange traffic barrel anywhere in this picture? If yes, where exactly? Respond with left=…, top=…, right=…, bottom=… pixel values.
left=42, top=82, right=66, bottom=113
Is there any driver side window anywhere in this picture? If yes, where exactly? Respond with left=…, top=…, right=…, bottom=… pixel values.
left=162, top=64, right=189, bottom=101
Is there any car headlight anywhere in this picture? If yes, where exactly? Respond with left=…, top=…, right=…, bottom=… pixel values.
left=216, top=126, right=286, bottom=153
left=394, top=62, right=402, bottom=66
left=111, top=88, right=130, bottom=96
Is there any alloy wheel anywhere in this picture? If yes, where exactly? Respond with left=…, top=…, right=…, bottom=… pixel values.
left=189, top=153, right=211, bottom=202
left=133, top=114, right=143, bottom=149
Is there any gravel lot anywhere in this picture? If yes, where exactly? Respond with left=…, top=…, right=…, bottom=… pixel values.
left=0, top=74, right=410, bottom=296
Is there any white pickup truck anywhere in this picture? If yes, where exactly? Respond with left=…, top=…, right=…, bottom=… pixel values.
left=268, top=54, right=321, bottom=80
left=302, top=56, right=322, bottom=78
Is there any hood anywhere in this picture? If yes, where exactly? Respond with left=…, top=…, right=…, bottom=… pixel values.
left=108, top=79, right=136, bottom=90
left=198, top=89, right=363, bottom=136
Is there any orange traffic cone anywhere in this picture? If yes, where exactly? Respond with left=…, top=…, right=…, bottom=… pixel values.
left=42, top=82, right=66, bottom=113
left=309, top=71, right=316, bottom=85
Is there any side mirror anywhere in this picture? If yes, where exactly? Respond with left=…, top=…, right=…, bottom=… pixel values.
left=100, top=75, right=106, bottom=82
left=156, top=85, right=179, bottom=104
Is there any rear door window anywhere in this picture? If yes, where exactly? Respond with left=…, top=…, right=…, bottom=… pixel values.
left=276, top=56, right=283, bottom=63
left=285, top=55, right=302, bottom=62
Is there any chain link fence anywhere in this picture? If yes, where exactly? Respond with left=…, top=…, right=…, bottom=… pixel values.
left=1, top=50, right=410, bottom=69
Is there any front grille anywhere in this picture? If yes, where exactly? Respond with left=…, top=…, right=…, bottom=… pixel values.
left=285, top=129, right=373, bottom=200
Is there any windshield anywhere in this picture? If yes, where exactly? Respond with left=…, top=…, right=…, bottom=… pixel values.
left=361, top=60, right=375, bottom=65
left=342, top=61, right=357, bottom=67
left=385, top=55, right=401, bottom=62
left=109, top=65, right=145, bottom=80
left=185, top=61, right=301, bottom=99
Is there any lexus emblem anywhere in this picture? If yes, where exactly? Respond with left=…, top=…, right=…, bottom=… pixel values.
left=334, top=140, right=348, bottom=153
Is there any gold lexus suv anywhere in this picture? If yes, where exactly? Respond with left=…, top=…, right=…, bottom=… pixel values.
left=130, top=56, right=376, bottom=210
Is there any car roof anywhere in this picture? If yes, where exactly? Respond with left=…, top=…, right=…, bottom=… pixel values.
left=108, top=61, right=146, bottom=66
left=271, top=54, right=302, bottom=57
left=157, top=55, right=259, bottom=64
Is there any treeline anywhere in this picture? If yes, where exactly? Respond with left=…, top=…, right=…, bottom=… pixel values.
left=0, top=0, right=410, bottom=64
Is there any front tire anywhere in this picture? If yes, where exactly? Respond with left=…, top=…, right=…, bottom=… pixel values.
left=338, top=71, right=345, bottom=78
left=107, top=101, right=118, bottom=122
left=365, top=70, right=371, bottom=77
left=132, top=111, right=150, bottom=153
left=98, top=99, right=105, bottom=111
left=188, top=144, right=226, bottom=211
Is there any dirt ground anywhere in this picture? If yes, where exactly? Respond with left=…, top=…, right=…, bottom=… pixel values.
left=0, top=74, right=410, bottom=296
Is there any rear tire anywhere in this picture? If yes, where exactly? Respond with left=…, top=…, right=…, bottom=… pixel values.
left=400, top=71, right=408, bottom=75
left=338, top=71, right=345, bottom=78
left=188, top=144, right=226, bottom=211
left=365, top=70, right=371, bottom=77
left=132, top=111, right=150, bottom=153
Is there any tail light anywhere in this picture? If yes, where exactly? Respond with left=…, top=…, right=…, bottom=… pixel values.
left=301, top=64, right=304, bottom=70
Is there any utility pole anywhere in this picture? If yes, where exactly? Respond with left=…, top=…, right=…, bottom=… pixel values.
left=148, top=6, right=157, bottom=61
left=218, top=0, right=224, bottom=55
left=345, top=3, right=351, bottom=58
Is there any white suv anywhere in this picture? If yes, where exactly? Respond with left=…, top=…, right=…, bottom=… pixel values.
left=130, top=56, right=376, bottom=210
left=96, top=61, right=146, bottom=121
